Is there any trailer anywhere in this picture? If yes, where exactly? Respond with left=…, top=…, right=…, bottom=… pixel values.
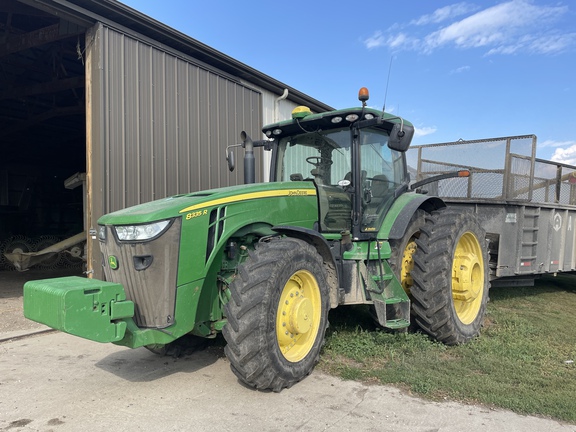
left=408, top=134, right=576, bottom=286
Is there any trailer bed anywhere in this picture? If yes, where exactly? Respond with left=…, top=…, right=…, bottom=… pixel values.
left=408, top=135, right=576, bottom=284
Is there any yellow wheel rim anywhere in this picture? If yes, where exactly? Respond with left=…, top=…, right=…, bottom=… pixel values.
left=276, top=270, right=322, bottom=363
left=400, top=239, right=417, bottom=294
left=452, top=232, right=484, bottom=325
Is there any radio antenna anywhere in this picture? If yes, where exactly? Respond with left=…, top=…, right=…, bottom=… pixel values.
left=382, top=56, right=394, bottom=114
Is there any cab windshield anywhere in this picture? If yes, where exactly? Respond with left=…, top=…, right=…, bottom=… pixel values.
left=274, top=127, right=406, bottom=233
left=275, top=129, right=352, bottom=186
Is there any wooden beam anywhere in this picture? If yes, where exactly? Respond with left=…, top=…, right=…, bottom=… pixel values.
left=85, top=26, right=96, bottom=278
left=0, top=76, right=85, bottom=100
left=0, top=1, right=53, bottom=17
left=2, top=105, right=84, bottom=136
left=0, top=23, right=82, bottom=58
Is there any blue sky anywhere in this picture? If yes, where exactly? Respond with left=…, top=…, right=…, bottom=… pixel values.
left=119, top=0, right=575, bottom=164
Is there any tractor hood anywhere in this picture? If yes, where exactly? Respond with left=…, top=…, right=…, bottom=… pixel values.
left=98, top=182, right=317, bottom=225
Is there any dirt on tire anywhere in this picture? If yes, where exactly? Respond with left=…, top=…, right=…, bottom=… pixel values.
left=223, top=237, right=330, bottom=392
left=410, top=207, right=490, bottom=345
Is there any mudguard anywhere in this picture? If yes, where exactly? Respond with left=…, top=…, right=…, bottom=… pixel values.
left=382, top=194, right=445, bottom=240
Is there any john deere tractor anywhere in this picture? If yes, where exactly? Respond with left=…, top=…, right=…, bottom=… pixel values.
left=24, top=88, right=489, bottom=391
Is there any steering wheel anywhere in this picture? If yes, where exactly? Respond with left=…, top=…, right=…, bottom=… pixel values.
left=306, top=156, right=333, bottom=167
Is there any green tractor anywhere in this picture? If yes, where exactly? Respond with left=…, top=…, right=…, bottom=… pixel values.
left=24, top=88, right=489, bottom=391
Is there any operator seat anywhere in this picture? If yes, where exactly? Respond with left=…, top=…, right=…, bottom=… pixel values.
left=310, top=168, right=323, bottom=185
left=343, top=171, right=367, bottom=186
left=361, top=174, right=390, bottom=222
left=371, top=174, right=390, bottom=199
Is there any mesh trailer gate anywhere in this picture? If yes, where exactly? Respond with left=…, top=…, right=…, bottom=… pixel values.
left=407, top=135, right=576, bottom=284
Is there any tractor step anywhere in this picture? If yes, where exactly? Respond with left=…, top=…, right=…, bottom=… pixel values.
left=372, top=274, right=393, bottom=282
left=358, top=259, right=411, bottom=329
left=384, top=319, right=410, bottom=329
left=372, top=297, right=410, bottom=329
left=384, top=297, right=406, bottom=304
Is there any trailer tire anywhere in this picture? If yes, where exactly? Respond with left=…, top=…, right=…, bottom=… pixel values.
left=410, top=207, right=489, bottom=345
left=223, top=237, right=330, bottom=392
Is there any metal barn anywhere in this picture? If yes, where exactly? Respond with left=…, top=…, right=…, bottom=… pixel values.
left=0, top=0, right=332, bottom=278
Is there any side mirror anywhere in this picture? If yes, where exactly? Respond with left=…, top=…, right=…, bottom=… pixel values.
left=226, top=148, right=235, bottom=172
left=388, top=123, right=414, bottom=152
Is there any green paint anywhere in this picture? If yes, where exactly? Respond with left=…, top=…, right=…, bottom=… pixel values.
left=23, top=104, right=420, bottom=349
left=24, top=277, right=133, bottom=343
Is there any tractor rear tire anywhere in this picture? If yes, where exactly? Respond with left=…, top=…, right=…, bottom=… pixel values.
left=410, top=207, right=489, bottom=345
left=223, top=237, right=330, bottom=392
left=389, top=209, right=427, bottom=295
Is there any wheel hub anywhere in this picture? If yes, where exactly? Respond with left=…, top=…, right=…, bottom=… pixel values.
left=452, top=252, right=482, bottom=302
left=401, top=240, right=417, bottom=292
left=287, top=296, right=313, bottom=335
left=276, top=271, right=321, bottom=363
left=451, top=231, right=485, bottom=325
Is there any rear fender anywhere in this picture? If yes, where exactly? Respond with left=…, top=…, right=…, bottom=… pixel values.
left=383, top=195, right=445, bottom=240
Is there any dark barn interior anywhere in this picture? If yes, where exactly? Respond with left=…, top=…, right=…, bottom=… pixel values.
left=0, top=0, right=88, bottom=270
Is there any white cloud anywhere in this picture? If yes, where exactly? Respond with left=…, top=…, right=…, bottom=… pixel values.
left=365, top=0, right=574, bottom=55
left=364, top=31, right=386, bottom=49
left=527, top=33, right=576, bottom=54
left=450, top=65, right=470, bottom=74
left=411, top=3, right=479, bottom=26
left=539, top=139, right=576, bottom=148
left=414, top=126, right=437, bottom=137
left=423, top=0, right=565, bottom=51
left=363, top=31, right=415, bottom=50
left=387, top=33, right=410, bottom=49
left=551, top=143, right=576, bottom=166
left=485, top=32, right=576, bottom=55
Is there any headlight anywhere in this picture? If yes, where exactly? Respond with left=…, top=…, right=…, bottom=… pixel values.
left=114, top=220, right=171, bottom=241
left=98, top=225, right=107, bottom=242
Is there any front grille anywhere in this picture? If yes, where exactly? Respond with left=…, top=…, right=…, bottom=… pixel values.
left=100, top=218, right=181, bottom=328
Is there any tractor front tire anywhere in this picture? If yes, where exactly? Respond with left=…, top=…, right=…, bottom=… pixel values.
left=223, top=237, right=330, bottom=391
left=410, top=207, right=490, bottom=345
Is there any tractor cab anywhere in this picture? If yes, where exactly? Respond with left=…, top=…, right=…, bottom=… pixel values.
left=266, top=88, right=414, bottom=239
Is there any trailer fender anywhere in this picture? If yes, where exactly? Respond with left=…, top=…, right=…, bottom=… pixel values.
left=272, top=225, right=340, bottom=308
left=388, top=196, right=445, bottom=240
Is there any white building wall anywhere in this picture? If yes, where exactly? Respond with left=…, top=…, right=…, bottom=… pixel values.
left=250, top=86, right=308, bottom=182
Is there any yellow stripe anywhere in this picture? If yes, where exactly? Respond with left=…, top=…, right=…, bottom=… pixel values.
left=179, top=189, right=316, bottom=213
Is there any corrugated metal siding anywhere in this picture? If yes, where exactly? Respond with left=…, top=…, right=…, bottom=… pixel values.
left=96, top=24, right=262, bottom=213
left=259, top=91, right=300, bottom=181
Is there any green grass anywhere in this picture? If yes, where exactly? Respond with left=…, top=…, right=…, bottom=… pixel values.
left=319, top=274, right=576, bottom=423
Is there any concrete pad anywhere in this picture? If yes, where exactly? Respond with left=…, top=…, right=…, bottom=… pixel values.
left=1, top=331, right=574, bottom=432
